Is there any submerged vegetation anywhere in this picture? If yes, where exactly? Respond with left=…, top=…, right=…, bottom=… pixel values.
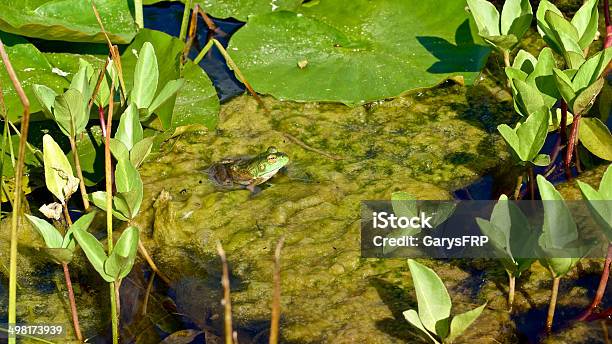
left=0, top=0, right=611, bottom=343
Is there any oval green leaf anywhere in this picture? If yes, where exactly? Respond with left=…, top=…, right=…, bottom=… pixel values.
left=407, top=259, right=451, bottom=335
left=579, top=117, right=612, bottom=161
left=229, top=0, right=490, bottom=105
left=0, top=0, right=136, bottom=43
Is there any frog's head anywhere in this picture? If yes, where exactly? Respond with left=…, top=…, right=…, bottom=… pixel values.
left=252, top=146, right=289, bottom=177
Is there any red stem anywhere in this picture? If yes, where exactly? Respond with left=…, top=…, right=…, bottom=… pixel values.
left=605, top=0, right=611, bottom=49
left=62, top=262, right=83, bottom=342
left=98, top=106, right=107, bottom=138
left=578, top=243, right=612, bottom=321
left=564, top=113, right=581, bottom=180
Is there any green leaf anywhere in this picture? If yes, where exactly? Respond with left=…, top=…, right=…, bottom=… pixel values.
left=121, top=29, right=185, bottom=127
left=53, top=88, right=87, bottom=137
left=447, top=303, right=487, bottom=343
left=105, top=226, right=139, bottom=280
left=544, top=11, right=581, bottom=58
left=65, top=211, right=97, bottom=249
left=132, top=42, right=159, bottom=110
left=229, top=0, right=490, bottom=105
left=497, top=124, right=520, bottom=158
left=115, top=158, right=141, bottom=193
left=537, top=175, right=578, bottom=248
left=109, top=138, right=130, bottom=163
left=72, top=223, right=113, bottom=282
left=553, top=68, right=576, bottom=105
left=43, top=134, right=76, bottom=204
left=69, top=59, right=94, bottom=102
left=577, top=178, right=612, bottom=240
left=515, top=107, right=549, bottom=162
left=0, top=0, right=135, bottom=43
left=601, top=165, right=612, bottom=200
left=407, top=259, right=451, bottom=335
left=467, top=0, right=501, bottom=36
left=169, top=60, right=219, bottom=129
left=536, top=1, right=564, bottom=53
left=403, top=309, right=440, bottom=344
left=573, top=77, right=604, bottom=115
left=67, top=126, right=105, bottom=187
left=532, top=154, right=551, bottom=166
left=149, top=79, right=185, bottom=114
left=0, top=32, right=70, bottom=122
left=572, top=48, right=612, bottom=92
left=571, top=0, right=599, bottom=49
left=130, top=137, right=154, bottom=168
left=501, top=0, right=532, bottom=40
left=89, top=191, right=129, bottom=221
left=40, top=248, right=74, bottom=265
left=579, top=117, right=612, bottom=161
left=32, top=84, right=58, bottom=118
left=512, top=50, right=537, bottom=73
left=116, top=104, right=144, bottom=151
left=513, top=79, right=545, bottom=117
left=25, top=214, right=63, bottom=249
left=144, top=0, right=304, bottom=22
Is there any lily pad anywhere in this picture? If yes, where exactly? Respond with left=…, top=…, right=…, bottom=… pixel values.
left=171, top=60, right=219, bottom=129
left=0, top=32, right=69, bottom=122
left=229, top=0, right=490, bottom=105
left=142, top=0, right=303, bottom=21
left=0, top=0, right=136, bottom=43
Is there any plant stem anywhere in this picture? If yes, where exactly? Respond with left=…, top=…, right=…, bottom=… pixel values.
left=528, top=166, right=535, bottom=200
left=134, top=0, right=144, bottom=29
left=137, top=240, right=170, bottom=285
left=104, top=85, right=119, bottom=344
left=179, top=0, right=193, bottom=42
left=502, top=50, right=511, bottom=68
left=270, top=237, right=285, bottom=344
left=578, top=242, right=612, bottom=321
left=508, top=272, right=516, bottom=312
left=193, top=39, right=214, bottom=65
left=605, top=0, right=611, bottom=49
left=546, top=277, right=561, bottom=333
left=212, top=39, right=267, bottom=110
left=217, top=242, right=234, bottom=344
left=62, top=263, right=83, bottom=342
left=69, top=136, right=90, bottom=210
left=61, top=203, right=84, bottom=342
left=513, top=174, right=523, bottom=200
left=1, top=38, right=31, bottom=344
left=564, top=113, right=581, bottom=180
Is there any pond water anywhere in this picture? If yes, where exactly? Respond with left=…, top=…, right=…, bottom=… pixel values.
left=0, top=1, right=611, bottom=344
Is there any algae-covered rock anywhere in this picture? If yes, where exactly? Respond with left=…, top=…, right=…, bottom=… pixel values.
left=133, top=84, right=514, bottom=343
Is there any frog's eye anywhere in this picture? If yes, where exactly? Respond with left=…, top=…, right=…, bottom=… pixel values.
left=267, top=155, right=277, bottom=164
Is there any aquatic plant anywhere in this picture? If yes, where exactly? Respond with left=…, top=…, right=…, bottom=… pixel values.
left=404, top=259, right=486, bottom=344
left=466, top=0, right=532, bottom=66
left=536, top=175, right=590, bottom=332
left=476, top=194, right=536, bottom=311
left=535, top=0, right=610, bottom=176
left=25, top=210, right=96, bottom=342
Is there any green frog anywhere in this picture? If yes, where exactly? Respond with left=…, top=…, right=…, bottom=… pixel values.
left=208, top=146, right=289, bottom=192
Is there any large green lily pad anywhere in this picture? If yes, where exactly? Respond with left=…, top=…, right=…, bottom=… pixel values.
left=229, top=0, right=491, bottom=105
left=143, top=0, right=303, bottom=21
left=0, top=0, right=136, bottom=43
left=0, top=32, right=69, bottom=122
